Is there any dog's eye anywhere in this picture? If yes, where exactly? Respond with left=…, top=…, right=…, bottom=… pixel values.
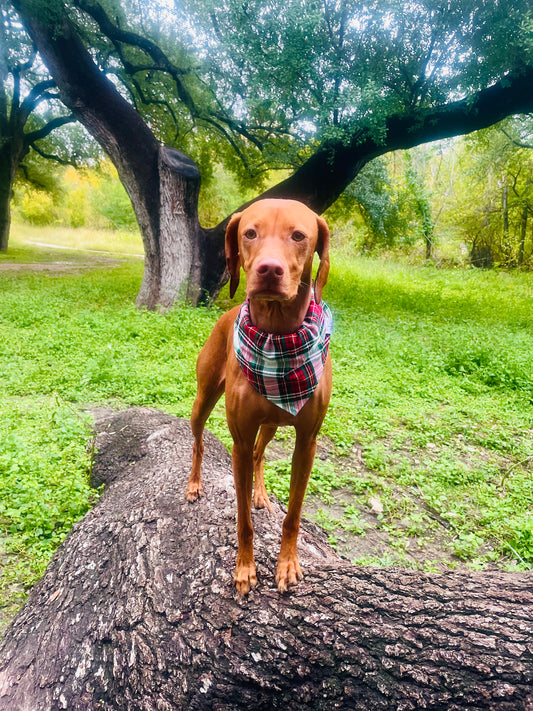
left=243, top=229, right=257, bottom=240
left=291, top=231, right=306, bottom=242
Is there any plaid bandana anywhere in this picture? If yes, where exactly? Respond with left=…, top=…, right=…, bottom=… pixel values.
left=233, top=298, right=332, bottom=415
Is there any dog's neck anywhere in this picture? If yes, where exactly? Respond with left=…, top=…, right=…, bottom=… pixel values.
left=248, top=285, right=312, bottom=335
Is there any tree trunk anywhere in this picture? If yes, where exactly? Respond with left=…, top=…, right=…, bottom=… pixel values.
left=0, top=153, right=11, bottom=252
left=0, top=408, right=532, bottom=711
left=156, top=147, right=201, bottom=306
left=424, top=229, right=433, bottom=260
left=518, top=172, right=531, bottom=267
left=0, top=141, right=27, bottom=252
left=502, top=183, right=511, bottom=264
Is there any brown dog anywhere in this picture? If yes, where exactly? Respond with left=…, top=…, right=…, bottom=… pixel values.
left=186, top=199, right=332, bottom=594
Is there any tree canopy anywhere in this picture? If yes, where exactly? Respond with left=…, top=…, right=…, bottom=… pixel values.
left=40, top=0, right=533, bottom=190
left=8, top=0, right=533, bottom=304
left=0, top=0, right=100, bottom=249
left=178, top=0, right=533, bottom=154
left=68, top=0, right=533, bottom=180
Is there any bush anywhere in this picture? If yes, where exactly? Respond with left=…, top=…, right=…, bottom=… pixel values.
left=19, top=190, right=59, bottom=226
left=90, top=178, right=137, bottom=230
left=15, top=163, right=138, bottom=232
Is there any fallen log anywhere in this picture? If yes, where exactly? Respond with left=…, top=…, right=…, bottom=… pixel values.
left=0, top=408, right=532, bottom=710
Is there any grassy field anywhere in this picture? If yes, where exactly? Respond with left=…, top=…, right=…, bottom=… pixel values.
left=1, top=225, right=532, bottom=632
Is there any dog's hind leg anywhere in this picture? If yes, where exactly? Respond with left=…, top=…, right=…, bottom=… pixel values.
left=252, top=424, right=277, bottom=511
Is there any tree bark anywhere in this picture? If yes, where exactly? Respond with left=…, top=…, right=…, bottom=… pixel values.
left=0, top=148, right=13, bottom=252
left=0, top=141, right=28, bottom=252
left=0, top=408, right=532, bottom=711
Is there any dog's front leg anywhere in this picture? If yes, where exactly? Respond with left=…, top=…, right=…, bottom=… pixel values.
left=232, top=438, right=258, bottom=595
left=276, top=432, right=317, bottom=593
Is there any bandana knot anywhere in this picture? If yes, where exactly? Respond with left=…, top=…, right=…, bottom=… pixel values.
left=233, top=298, right=332, bottom=415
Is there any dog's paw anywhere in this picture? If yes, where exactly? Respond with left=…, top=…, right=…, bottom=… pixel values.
left=185, top=482, right=203, bottom=502
left=234, top=560, right=258, bottom=596
left=253, top=486, right=273, bottom=511
left=275, top=556, right=303, bottom=593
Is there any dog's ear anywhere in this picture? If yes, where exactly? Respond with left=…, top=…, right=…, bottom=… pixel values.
left=225, top=212, right=242, bottom=298
left=314, top=216, right=330, bottom=302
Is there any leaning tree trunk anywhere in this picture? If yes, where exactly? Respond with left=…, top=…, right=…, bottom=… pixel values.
left=12, top=0, right=226, bottom=308
left=0, top=408, right=532, bottom=711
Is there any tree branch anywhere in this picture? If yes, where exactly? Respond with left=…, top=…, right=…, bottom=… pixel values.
left=258, top=65, right=533, bottom=213
left=73, top=0, right=203, bottom=117
left=29, top=142, right=75, bottom=166
left=18, top=79, right=57, bottom=123
left=73, top=0, right=266, bottom=151
left=500, top=127, right=533, bottom=150
left=10, top=67, right=21, bottom=115
left=25, top=113, right=75, bottom=144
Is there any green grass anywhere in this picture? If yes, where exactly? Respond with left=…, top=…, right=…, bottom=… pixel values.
left=1, top=228, right=532, bottom=632
left=0, top=397, right=97, bottom=622
left=319, top=258, right=533, bottom=568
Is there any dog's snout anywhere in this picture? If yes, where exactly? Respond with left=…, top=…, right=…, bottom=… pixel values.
left=256, top=259, right=285, bottom=278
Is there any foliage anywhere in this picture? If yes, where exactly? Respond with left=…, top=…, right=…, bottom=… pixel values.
left=179, top=0, right=533, bottom=158
left=0, top=400, right=94, bottom=561
left=15, top=0, right=533, bottom=198
left=12, top=160, right=262, bottom=231
left=349, top=158, right=410, bottom=249
left=326, top=148, right=439, bottom=255
left=13, top=161, right=141, bottom=230
left=324, top=118, right=533, bottom=267
left=457, top=118, right=533, bottom=268
left=0, top=398, right=95, bottom=621
left=403, top=149, right=435, bottom=257
left=18, top=189, right=58, bottom=225
left=89, top=174, right=138, bottom=231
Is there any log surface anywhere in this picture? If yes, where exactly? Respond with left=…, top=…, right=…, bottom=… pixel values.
left=0, top=408, right=532, bottom=710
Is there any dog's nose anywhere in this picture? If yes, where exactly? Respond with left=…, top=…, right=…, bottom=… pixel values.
left=256, top=259, right=285, bottom=278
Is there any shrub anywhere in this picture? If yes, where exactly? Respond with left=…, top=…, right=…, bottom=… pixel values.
left=19, top=190, right=58, bottom=226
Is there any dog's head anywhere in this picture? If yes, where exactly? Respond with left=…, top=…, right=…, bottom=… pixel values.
left=225, top=199, right=330, bottom=302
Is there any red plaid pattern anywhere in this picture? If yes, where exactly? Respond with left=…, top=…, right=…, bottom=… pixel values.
left=233, top=298, right=332, bottom=415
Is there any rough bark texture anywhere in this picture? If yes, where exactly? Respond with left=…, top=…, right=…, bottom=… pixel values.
left=157, top=147, right=204, bottom=307
left=0, top=408, right=532, bottom=710
left=0, top=140, right=28, bottom=252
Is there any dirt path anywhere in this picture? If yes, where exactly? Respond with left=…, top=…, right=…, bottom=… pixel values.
left=23, top=240, right=144, bottom=258
left=0, top=240, right=143, bottom=274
